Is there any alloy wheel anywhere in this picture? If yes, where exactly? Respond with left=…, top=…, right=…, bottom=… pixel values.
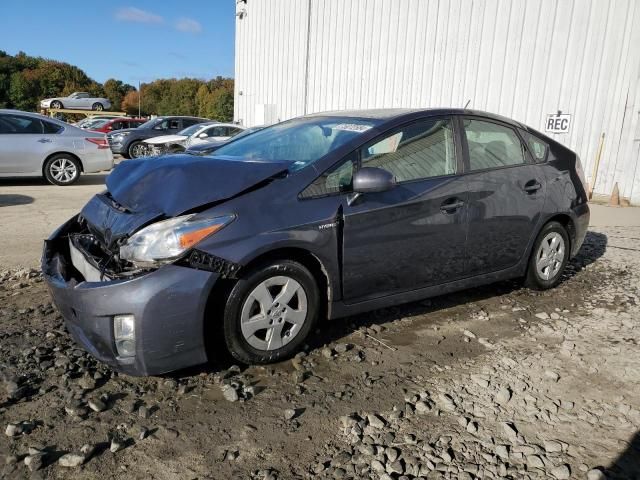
left=535, top=232, right=565, bottom=281
left=240, top=276, right=308, bottom=351
left=130, top=143, right=148, bottom=158
left=49, top=158, right=78, bottom=184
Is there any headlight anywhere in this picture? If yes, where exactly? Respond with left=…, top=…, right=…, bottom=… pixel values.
left=112, top=132, right=130, bottom=141
left=119, top=214, right=235, bottom=265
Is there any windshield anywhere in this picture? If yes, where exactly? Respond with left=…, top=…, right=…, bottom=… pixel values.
left=213, top=117, right=379, bottom=170
left=87, top=119, right=110, bottom=128
left=179, top=124, right=208, bottom=136
left=138, top=118, right=161, bottom=129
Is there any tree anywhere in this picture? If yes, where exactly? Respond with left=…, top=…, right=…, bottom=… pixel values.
left=103, top=78, right=135, bottom=111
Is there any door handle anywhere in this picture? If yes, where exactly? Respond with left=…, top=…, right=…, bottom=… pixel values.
left=523, top=181, right=542, bottom=193
left=440, top=199, right=465, bottom=213
left=37, top=138, right=52, bottom=143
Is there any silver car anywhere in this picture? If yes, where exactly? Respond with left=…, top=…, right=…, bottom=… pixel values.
left=0, top=110, right=114, bottom=185
left=40, top=92, right=112, bottom=111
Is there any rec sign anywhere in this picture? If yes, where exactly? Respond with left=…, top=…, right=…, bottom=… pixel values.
left=545, top=112, right=571, bottom=133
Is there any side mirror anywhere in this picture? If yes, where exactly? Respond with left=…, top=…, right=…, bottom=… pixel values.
left=349, top=167, right=396, bottom=206
left=353, top=167, right=396, bottom=193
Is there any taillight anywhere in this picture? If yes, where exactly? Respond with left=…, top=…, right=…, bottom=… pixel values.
left=85, top=137, right=109, bottom=149
left=575, top=155, right=588, bottom=193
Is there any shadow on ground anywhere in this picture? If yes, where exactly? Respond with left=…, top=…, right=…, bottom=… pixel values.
left=0, top=173, right=108, bottom=187
left=0, top=194, right=34, bottom=207
left=178, top=230, right=608, bottom=377
left=605, top=429, right=640, bottom=479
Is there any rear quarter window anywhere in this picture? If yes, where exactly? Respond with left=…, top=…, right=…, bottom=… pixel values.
left=520, top=130, right=549, bottom=163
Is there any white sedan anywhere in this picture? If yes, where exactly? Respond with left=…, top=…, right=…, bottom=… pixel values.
left=144, top=122, right=245, bottom=155
left=0, top=110, right=114, bottom=185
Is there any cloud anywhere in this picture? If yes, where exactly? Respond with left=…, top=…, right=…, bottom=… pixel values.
left=175, top=17, right=202, bottom=34
left=115, top=7, right=163, bottom=24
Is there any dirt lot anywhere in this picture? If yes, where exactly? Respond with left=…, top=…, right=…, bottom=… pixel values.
left=0, top=177, right=639, bottom=480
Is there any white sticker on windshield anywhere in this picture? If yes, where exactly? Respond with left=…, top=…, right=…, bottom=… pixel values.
left=333, top=123, right=372, bottom=133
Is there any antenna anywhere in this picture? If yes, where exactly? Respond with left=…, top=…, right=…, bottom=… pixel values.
left=464, top=99, right=471, bottom=109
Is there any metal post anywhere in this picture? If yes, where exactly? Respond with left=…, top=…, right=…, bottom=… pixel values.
left=138, top=81, right=141, bottom=118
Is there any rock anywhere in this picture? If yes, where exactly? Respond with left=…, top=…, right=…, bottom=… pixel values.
left=387, top=460, right=404, bottom=475
left=80, top=444, right=95, bottom=457
left=415, top=401, right=432, bottom=414
left=535, top=312, right=550, bottom=319
left=551, top=464, right=571, bottom=479
left=495, top=387, right=512, bottom=405
left=371, top=459, right=385, bottom=472
left=5, top=423, right=22, bottom=437
left=78, top=374, right=96, bottom=390
left=438, top=394, right=456, bottom=411
left=526, top=455, right=545, bottom=468
left=471, top=374, right=490, bottom=388
left=544, top=440, right=563, bottom=453
left=501, top=422, right=518, bottom=440
left=110, top=437, right=125, bottom=453
left=334, top=343, right=351, bottom=354
left=385, top=447, right=399, bottom=463
left=367, top=414, right=386, bottom=429
left=222, top=385, right=239, bottom=402
left=284, top=408, right=296, bottom=420
left=496, top=445, right=509, bottom=460
left=5, top=455, right=18, bottom=465
left=138, top=405, right=151, bottom=418
left=88, top=398, right=106, bottom=412
left=24, top=454, right=44, bottom=472
left=463, top=329, right=477, bottom=339
left=545, top=371, right=560, bottom=382
left=58, top=453, right=85, bottom=467
left=587, top=468, right=606, bottom=480
left=322, top=348, right=334, bottom=359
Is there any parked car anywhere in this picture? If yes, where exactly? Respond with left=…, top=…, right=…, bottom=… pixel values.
left=0, top=109, right=113, bottom=185
left=144, top=122, right=245, bottom=155
left=40, top=92, right=112, bottom=111
left=185, top=126, right=265, bottom=156
left=107, top=116, right=210, bottom=158
left=88, top=117, right=146, bottom=134
left=42, top=108, right=589, bottom=375
left=74, top=115, right=122, bottom=129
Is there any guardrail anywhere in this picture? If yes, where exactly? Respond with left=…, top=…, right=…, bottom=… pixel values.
left=40, top=108, right=128, bottom=117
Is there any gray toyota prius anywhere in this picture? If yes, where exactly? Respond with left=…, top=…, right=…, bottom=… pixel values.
left=42, top=109, right=590, bottom=376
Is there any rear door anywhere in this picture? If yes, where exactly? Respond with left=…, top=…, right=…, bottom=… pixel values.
left=338, top=116, right=469, bottom=301
left=460, top=116, right=546, bottom=275
left=0, top=114, right=59, bottom=174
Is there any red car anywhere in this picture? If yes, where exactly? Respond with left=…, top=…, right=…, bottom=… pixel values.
left=88, top=117, right=146, bottom=134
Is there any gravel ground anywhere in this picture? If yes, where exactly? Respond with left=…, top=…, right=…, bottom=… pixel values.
left=0, top=223, right=639, bottom=480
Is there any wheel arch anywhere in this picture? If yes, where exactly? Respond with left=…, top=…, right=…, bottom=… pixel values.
left=542, top=213, right=575, bottom=253
left=202, top=246, right=332, bottom=362
left=42, top=151, right=85, bottom=176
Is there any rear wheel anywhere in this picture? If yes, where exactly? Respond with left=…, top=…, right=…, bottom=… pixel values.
left=525, top=221, right=570, bottom=290
left=92, top=102, right=104, bottom=111
left=44, top=154, right=81, bottom=185
left=222, top=260, right=320, bottom=364
left=50, top=100, right=63, bottom=109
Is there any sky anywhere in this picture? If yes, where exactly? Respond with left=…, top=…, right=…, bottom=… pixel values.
left=0, top=1, right=236, bottom=86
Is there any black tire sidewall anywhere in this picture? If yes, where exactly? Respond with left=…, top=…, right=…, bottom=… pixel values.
left=526, top=221, right=570, bottom=290
left=223, top=260, right=319, bottom=364
left=51, top=101, right=63, bottom=109
left=44, top=155, right=80, bottom=186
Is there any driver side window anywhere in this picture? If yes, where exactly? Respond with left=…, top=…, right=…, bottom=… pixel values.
left=300, top=152, right=357, bottom=198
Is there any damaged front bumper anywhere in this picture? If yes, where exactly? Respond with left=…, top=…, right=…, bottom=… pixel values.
left=41, top=216, right=220, bottom=376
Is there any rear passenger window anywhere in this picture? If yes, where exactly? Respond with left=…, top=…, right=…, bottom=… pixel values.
left=520, top=130, right=549, bottom=163
left=360, top=117, right=457, bottom=182
left=463, top=119, right=525, bottom=171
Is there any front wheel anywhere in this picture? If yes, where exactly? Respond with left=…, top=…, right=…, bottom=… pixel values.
left=128, top=141, right=148, bottom=158
left=44, top=155, right=81, bottom=185
left=525, top=221, right=570, bottom=290
left=223, top=260, right=320, bottom=364
left=50, top=100, right=63, bottom=109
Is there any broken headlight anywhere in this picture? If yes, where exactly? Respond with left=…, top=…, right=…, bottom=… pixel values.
left=119, top=214, right=235, bottom=266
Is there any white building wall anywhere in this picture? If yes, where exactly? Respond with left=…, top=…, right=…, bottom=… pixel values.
left=235, top=0, right=640, bottom=204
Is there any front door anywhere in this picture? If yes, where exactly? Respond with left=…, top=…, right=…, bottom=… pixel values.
left=340, top=116, right=469, bottom=302
left=460, top=117, right=546, bottom=275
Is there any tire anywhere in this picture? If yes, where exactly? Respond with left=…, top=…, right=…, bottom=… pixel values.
left=92, top=102, right=104, bottom=111
left=128, top=141, right=147, bottom=159
left=44, top=154, right=81, bottom=186
left=223, top=260, right=320, bottom=364
left=50, top=100, right=63, bottom=109
left=525, top=221, right=570, bottom=290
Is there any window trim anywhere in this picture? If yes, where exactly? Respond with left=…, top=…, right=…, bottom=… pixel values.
left=299, top=115, right=463, bottom=200
left=457, top=115, right=532, bottom=175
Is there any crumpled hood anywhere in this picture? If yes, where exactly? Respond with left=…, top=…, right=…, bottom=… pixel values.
left=144, top=134, right=188, bottom=145
left=105, top=154, right=289, bottom=217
